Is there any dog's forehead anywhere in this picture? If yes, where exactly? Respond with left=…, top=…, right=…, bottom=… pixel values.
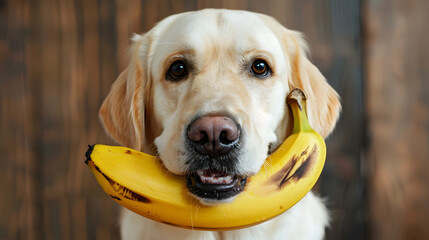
left=152, top=10, right=282, bottom=59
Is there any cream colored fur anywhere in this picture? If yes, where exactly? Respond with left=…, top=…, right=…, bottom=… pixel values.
left=99, top=9, right=340, bottom=240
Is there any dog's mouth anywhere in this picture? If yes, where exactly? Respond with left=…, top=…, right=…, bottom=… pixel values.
left=186, top=169, right=247, bottom=202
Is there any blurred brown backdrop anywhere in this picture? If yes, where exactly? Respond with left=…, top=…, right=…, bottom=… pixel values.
left=1, top=0, right=428, bottom=239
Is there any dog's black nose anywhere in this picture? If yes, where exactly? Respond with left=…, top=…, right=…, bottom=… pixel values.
left=187, top=115, right=240, bottom=157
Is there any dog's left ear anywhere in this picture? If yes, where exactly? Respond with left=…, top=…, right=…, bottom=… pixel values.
left=285, top=31, right=341, bottom=138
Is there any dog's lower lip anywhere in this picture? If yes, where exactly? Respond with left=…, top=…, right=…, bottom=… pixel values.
left=186, top=172, right=247, bottom=200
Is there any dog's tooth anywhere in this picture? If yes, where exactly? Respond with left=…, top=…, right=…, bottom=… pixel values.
left=224, top=175, right=232, bottom=184
left=197, top=171, right=234, bottom=185
left=197, top=170, right=207, bottom=183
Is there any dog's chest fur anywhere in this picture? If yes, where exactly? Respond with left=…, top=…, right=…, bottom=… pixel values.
left=120, top=192, right=329, bottom=240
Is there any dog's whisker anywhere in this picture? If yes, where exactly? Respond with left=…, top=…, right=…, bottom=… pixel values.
left=156, top=41, right=183, bottom=47
left=262, top=158, right=272, bottom=175
left=191, top=198, right=202, bottom=231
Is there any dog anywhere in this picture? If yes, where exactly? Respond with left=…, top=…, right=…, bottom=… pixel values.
left=99, top=9, right=340, bottom=240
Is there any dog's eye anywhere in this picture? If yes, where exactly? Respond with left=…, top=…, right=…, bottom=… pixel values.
left=251, top=59, right=270, bottom=78
left=167, top=60, right=188, bottom=80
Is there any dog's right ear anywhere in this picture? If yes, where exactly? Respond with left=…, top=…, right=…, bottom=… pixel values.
left=99, top=35, right=150, bottom=150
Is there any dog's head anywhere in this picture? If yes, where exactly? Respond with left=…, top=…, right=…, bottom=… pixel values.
left=99, top=9, right=340, bottom=205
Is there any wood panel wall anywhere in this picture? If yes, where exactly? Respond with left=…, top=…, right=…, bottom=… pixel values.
left=0, top=0, right=427, bottom=239
left=363, top=0, right=429, bottom=239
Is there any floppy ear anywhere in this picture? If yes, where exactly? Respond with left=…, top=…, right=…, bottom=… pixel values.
left=99, top=35, right=149, bottom=150
left=286, top=31, right=341, bottom=138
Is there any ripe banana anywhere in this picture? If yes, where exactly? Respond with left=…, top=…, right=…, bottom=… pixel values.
left=85, top=88, right=326, bottom=230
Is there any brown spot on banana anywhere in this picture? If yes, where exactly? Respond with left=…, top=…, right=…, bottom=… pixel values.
left=269, top=145, right=318, bottom=190
left=87, top=159, right=151, bottom=203
left=103, top=171, right=151, bottom=203
left=109, top=195, right=122, bottom=201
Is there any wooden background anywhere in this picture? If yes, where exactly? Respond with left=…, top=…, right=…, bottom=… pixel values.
left=1, top=0, right=428, bottom=239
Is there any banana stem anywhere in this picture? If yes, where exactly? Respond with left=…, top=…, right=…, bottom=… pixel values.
left=287, top=89, right=314, bottom=133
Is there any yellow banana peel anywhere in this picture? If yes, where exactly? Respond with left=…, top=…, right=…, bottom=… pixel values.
left=85, top=88, right=326, bottom=230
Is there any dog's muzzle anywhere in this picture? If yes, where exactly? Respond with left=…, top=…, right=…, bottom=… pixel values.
left=185, top=114, right=247, bottom=201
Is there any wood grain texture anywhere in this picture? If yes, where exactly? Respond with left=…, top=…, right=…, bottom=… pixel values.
left=1, top=0, right=425, bottom=239
left=363, top=0, right=429, bottom=239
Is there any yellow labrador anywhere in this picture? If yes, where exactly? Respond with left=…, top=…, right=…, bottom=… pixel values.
left=100, top=9, right=340, bottom=240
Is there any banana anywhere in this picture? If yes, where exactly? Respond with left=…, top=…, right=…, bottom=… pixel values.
left=85, top=88, right=326, bottom=230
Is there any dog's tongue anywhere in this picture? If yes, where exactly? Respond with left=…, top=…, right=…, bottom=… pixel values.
left=197, top=169, right=233, bottom=184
